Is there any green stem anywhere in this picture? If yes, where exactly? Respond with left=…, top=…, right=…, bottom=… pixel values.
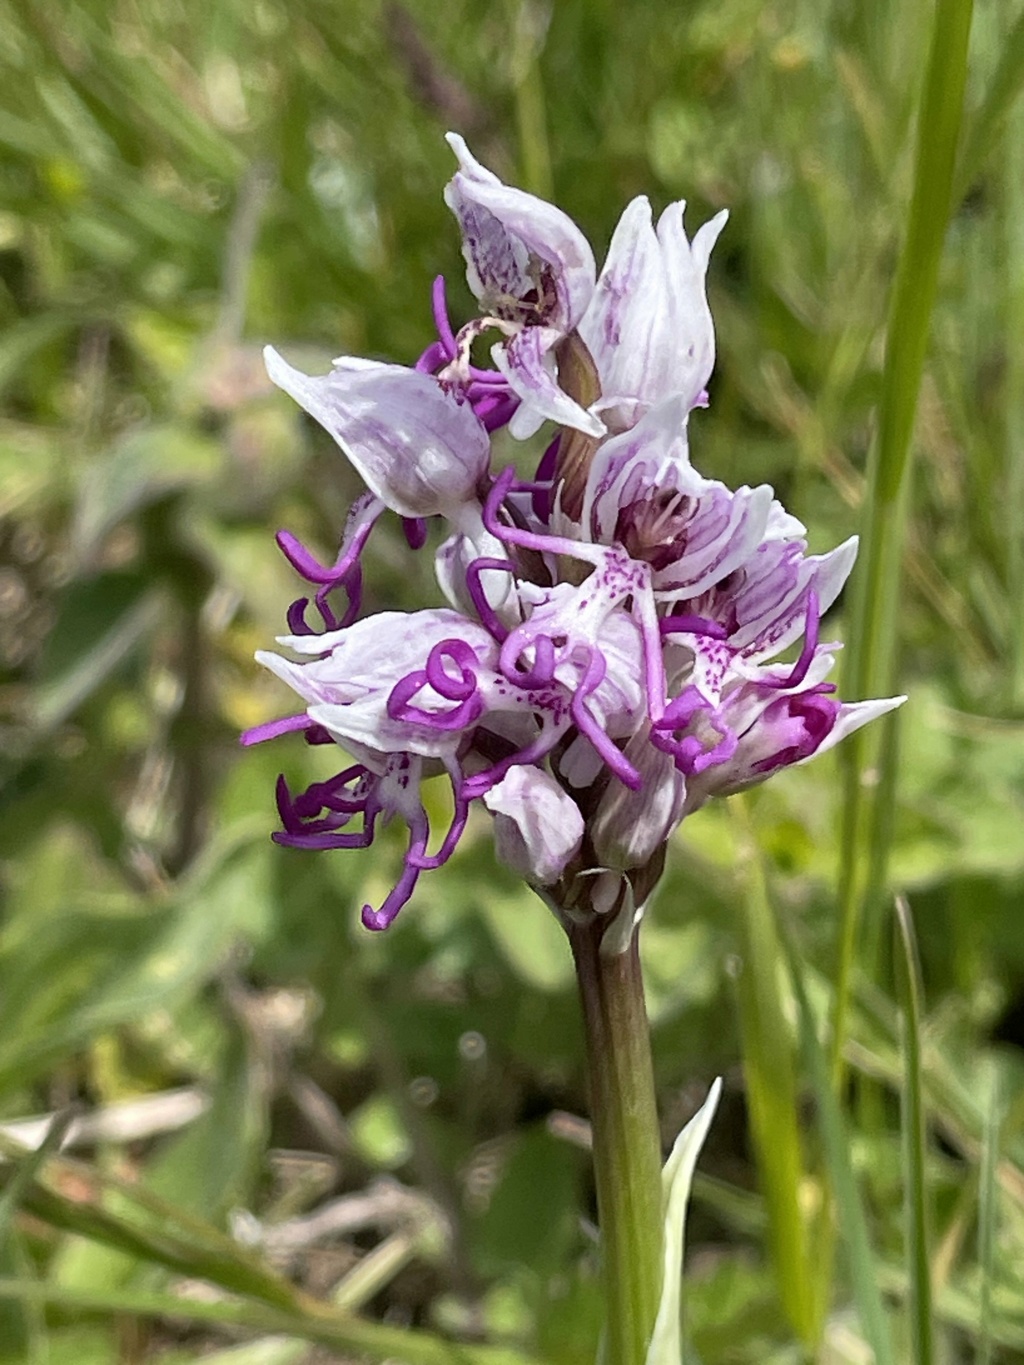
left=1004, top=39, right=1024, bottom=708
left=831, top=0, right=975, bottom=1087
left=570, top=917, right=663, bottom=1365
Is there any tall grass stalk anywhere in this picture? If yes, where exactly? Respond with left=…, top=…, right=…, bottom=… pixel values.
left=1004, top=59, right=1024, bottom=707
left=976, top=1065, right=1000, bottom=1365
left=895, top=897, right=934, bottom=1365
left=780, top=919, right=895, bottom=1365
left=730, top=797, right=818, bottom=1343
left=831, top=0, right=975, bottom=1086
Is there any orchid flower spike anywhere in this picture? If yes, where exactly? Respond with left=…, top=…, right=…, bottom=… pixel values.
left=246, top=132, right=905, bottom=942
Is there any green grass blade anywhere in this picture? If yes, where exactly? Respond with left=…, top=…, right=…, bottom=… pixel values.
left=976, top=1066, right=1000, bottom=1365
left=0, top=1279, right=543, bottom=1365
left=729, top=798, right=818, bottom=1344
left=833, top=0, right=976, bottom=1084
left=870, top=0, right=977, bottom=514
left=1003, top=58, right=1024, bottom=707
left=894, top=896, right=934, bottom=1365
left=954, top=3, right=1024, bottom=205
left=0, top=1113, right=81, bottom=1361
left=0, top=1110, right=75, bottom=1246
left=779, top=923, right=895, bottom=1365
left=0, top=1135, right=304, bottom=1312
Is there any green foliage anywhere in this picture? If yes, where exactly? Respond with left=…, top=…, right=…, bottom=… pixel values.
left=2, top=0, right=1024, bottom=1360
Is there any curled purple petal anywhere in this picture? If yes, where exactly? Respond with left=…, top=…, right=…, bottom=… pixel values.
left=431, top=274, right=458, bottom=356
left=362, top=857, right=422, bottom=931
left=465, top=555, right=514, bottom=641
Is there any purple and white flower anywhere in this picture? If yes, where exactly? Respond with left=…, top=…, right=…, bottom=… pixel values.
left=245, top=134, right=904, bottom=938
left=577, top=196, right=727, bottom=434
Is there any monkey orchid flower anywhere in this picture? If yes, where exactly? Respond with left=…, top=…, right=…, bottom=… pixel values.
left=246, top=133, right=904, bottom=939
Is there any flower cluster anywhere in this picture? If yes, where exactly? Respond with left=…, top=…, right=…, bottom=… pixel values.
left=244, top=134, right=903, bottom=938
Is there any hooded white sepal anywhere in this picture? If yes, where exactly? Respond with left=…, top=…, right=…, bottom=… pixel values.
left=643, top=1078, right=722, bottom=1365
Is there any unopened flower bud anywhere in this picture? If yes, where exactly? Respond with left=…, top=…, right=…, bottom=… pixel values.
left=590, top=726, right=688, bottom=871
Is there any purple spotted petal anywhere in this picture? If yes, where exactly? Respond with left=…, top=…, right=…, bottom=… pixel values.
left=581, top=396, right=775, bottom=598
left=683, top=685, right=905, bottom=809
left=444, top=133, right=596, bottom=332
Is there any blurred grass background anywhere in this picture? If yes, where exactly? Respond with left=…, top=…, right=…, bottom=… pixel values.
left=2, top=0, right=1024, bottom=1360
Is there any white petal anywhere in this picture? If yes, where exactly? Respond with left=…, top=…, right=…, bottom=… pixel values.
left=493, top=328, right=605, bottom=438
left=576, top=201, right=727, bottom=431
left=444, top=133, right=596, bottom=331
left=591, top=729, right=688, bottom=869
left=265, top=347, right=489, bottom=519
left=582, top=394, right=698, bottom=541
left=578, top=197, right=675, bottom=431
left=813, top=536, right=859, bottom=615
left=483, top=765, right=584, bottom=885
left=802, top=694, right=907, bottom=763
left=658, top=203, right=727, bottom=404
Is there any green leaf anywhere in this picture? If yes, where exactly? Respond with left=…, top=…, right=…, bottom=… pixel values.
left=29, top=573, right=164, bottom=733
left=72, top=424, right=222, bottom=564
left=645, top=1079, right=721, bottom=1365
left=470, top=1125, right=580, bottom=1280
left=0, top=315, right=80, bottom=400
left=0, top=833, right=269, bottom=1091
left=54, top=1028, right=267, bottom=1297
left=146, top=1031, right=266, bottom=1220
left=478, top=887, right=575, bottom=993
